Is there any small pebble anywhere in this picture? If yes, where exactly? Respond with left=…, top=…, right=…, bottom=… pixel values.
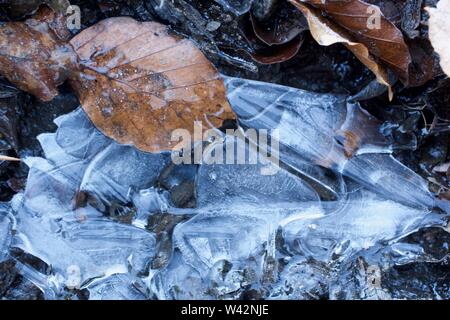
left=206, top=21, right=221, bottom=32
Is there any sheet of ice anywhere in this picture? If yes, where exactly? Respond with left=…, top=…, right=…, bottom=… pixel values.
left=12, top=185, right=156, bottom=291
left=9, top=109, right=166, bottom=297
left=197, top=137, right=320, bottom=206
left=5, top=78, right=449, bottom=300
left=224, top=76, right=436, bottom=209
left=159, top=149, right=444, bottom=298
left=152, top=136, right=445, bottom=299
left=38, top=108, right=171, bottom=205
left=342, top=154, right=435, bottom=210
left=0, top=203, right=12, bottom=262
left=150, top=251, right=211, bottom=299
left=79, top=143, right=170, bottom=204
left=282, top=190, right=443, bottom=261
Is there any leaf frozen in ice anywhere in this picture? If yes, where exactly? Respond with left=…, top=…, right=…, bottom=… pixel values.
left=174, top=211, right=272, bottom=272
left=197, top=136, right=320, bottom=207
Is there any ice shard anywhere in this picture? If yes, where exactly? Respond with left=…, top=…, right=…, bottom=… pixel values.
left=9, top=109, right=163, bottom=297
left=0, top=203, right=11, bottom=262
left=224, top=76, right=437, bottom=209
left=157, top=133, right=446, bottom=299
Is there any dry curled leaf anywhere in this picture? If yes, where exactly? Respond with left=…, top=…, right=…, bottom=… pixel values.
left=427, top=0, right=450, bottom=77
left=295, top=0, right=411, bottom=81
left=289, top=0, right=413, bottom=95
left=290, top=1, right=393, bottom=98
left=69, top=17, right=235, bottom=152
left=0, top=7, right=76, bottom=101
left=250, top=4, right=308, bottom=46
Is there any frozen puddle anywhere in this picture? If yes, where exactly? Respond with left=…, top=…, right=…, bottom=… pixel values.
left=1, top=77, right=448, bottom=299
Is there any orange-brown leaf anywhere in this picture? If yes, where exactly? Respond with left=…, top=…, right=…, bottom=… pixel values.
left=69, top=17, right=235, bottom=153
left=290, top=0, right=411, bottom=84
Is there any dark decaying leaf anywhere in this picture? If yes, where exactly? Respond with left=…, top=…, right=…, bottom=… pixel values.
left=0, top=7, right=76, bottom=101
left=242, top=15, right=305, bottom=64
left=250, top=36, right=305, bottom=64
left=407, top=38, right=440, bottom=87
left=0, top=0, right=70, bottom=19
left=250, top=1, right=308, bottom=45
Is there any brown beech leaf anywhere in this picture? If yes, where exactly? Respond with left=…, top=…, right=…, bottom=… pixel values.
left=290, top=1, right=393, bottom=97
left=69, top=17, right=235, bottom=152
left=0, top=6, right=76, bottom=101
left=293, top=0, right=412, bottom=82
left=427, top=0, right=450, bottom=77
left=248, top=35, right=305, bottom=64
